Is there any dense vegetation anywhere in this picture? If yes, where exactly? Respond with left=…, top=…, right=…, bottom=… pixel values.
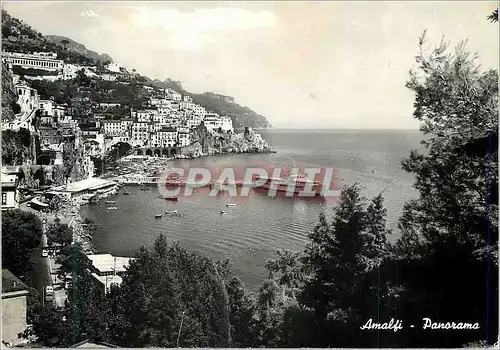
left=2, top=128, right=33, bottom=165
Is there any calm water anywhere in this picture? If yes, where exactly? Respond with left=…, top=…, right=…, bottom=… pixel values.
left=81, top=129, right=424, bottom=290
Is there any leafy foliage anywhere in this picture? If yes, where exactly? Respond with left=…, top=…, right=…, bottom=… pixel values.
left=1, top=209, right=43, bottom=279
left=46, top=222, right=73, bottom=247
left=2, top=128, right=33, bottom=165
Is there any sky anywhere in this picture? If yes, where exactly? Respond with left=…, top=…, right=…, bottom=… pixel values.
left=3, top=1, right=498, bottom=129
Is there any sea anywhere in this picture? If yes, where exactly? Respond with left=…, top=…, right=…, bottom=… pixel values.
left=80, top=129, right=425, bottom=291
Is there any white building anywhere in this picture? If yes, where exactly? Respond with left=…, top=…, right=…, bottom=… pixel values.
left=120, top=119, right=133, bottom=134
left=16, top=81, right=39, bottom=113
left=220, top=116, right=234, bottom=132
left=166, top=89, right=182, bottom=102
left=136, top=110, right=152, bottom=122
left=152, top=127, right=178, bottom=148
left=180, top=101, right=195, bottom=111
left=86, top=254, right=134, bottom=294
left=1, top=51, right=64, bottom=71
left=183, top=95, right=193, bottom=103
left=62, top=64, right=97, bottom=80
left=193, top=105, right=206, bottom=119
left=131, top=122, right=149, bottom=146
left=105, top=62, right=122, bottom=73
left=102, top=120, right=122, bottom=136
left=177, top=127, right=190, bottom=147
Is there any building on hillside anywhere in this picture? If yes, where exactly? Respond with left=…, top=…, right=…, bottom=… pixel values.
left=62, top=64, right=97, bottom=80
left=193, top=105, right=206, bottom=119
left=102, top=120, right=122, bottom=136
left=1, top=270, right=29, bottom=346
left=183, top=95, right=193, bottom=103
left=99, top=102, right=121, bottom=109
left=1, top=51, right=63, bottom=72
left=1, top=169, right=19, bottom=211
left=152, top=127, right=178, bottom=148
left=166, top=89, right=182, bottom=101
left=120, top=119, right=133, bottom=134
left=220, top=116, right=234, bottom=132
left=16, top=81, right=39, bottom=114
left=177, top=127, right=190, bottom=147
left=157, top=106, right=171, bottom=115
left=100, top=73, right=117, bottom=82
left=203, top=112, right=222, bottom=131
left=136, top=110, right=152, bottom=122
left=180, top=100, right=195, bottom=111
left=105, top=62, right=122, bottom=73
left=131, top=122, right=149, bottom=146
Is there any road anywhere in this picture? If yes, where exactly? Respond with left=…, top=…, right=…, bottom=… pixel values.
left=30, top=248, right=54, bottom=310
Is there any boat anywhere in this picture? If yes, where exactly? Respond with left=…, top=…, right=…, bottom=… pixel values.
left=155, top=214, right=162, bottom=218
left=105, top=200, right=117, bottom=204
left=220, top=210, right=228, bottom=214
left=165, top=197, right=178, bottom=201
left=123, top=192, right=130, bottom=195
left=107, top=207, right=118, bottom=210
left=226, top=203, right=237, bottom=207
left=165, top=210, right=178, bottom=214
left=253, top=162, right=324, bottom=198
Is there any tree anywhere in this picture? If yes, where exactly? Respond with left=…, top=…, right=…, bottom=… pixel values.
left=1, top=209, right=43, bottom=279
left=487, top=8, right=498, bottom=22
left=46, top=222, right=73, bottom=247
left=61, top=39, right=69, bottom=50
left=63, top=142, right=77, bottom=184
left=101, top=235, right=231, bottom=347
left=298, top=184, right=390, bottom=347
left=390, top=29, right=499, bottom=347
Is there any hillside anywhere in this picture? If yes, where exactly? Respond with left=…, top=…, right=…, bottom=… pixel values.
left=2, top=10, right=273, bottom=129
left=1, top=10, right=95, bottom=65
left=46, top=35, right=113, bottom=64
left=145, top=78, right=272, bottom=129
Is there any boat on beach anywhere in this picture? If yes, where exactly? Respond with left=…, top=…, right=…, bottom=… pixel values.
left=220, top=210, right=228, bottom=214
left=155, top=214, right=162, bottom=218
left=226, top=203, right=237, bottom=207
left=107, top=207, right=118, bottom=210
left=165, top=210, right=178, bottom=214
left=105, top=200, right=117, bottom=204
left=165, top=197, right=178, bottom=201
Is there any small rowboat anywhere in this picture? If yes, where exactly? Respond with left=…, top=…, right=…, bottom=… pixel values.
left=155, top=214, right=162, bottom=218
left=165, top=197, right=178, bottom=201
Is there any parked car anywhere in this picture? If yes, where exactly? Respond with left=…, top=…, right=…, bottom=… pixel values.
left=44, top=285, right=54, bottom=301
left=41, top=250, right=48, bottom=258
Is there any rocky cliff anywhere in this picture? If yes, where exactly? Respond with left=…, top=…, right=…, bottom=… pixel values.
left=1, top=62, right=18, bottom=122
left=183, top=124, right=271, bottom=157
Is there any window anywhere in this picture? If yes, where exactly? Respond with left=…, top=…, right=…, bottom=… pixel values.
left=2, top=193, right=7, bottom=206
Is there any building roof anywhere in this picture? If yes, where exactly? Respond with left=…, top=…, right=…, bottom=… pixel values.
left=2, top=269, right=28, bottom=294
left=91, top=273, right=123, bottom=288
left=52, top=178, right=116, bottom=194
left=86, top=254, right=134, bottom=274
left=70, top=340, right=119, bottom=348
